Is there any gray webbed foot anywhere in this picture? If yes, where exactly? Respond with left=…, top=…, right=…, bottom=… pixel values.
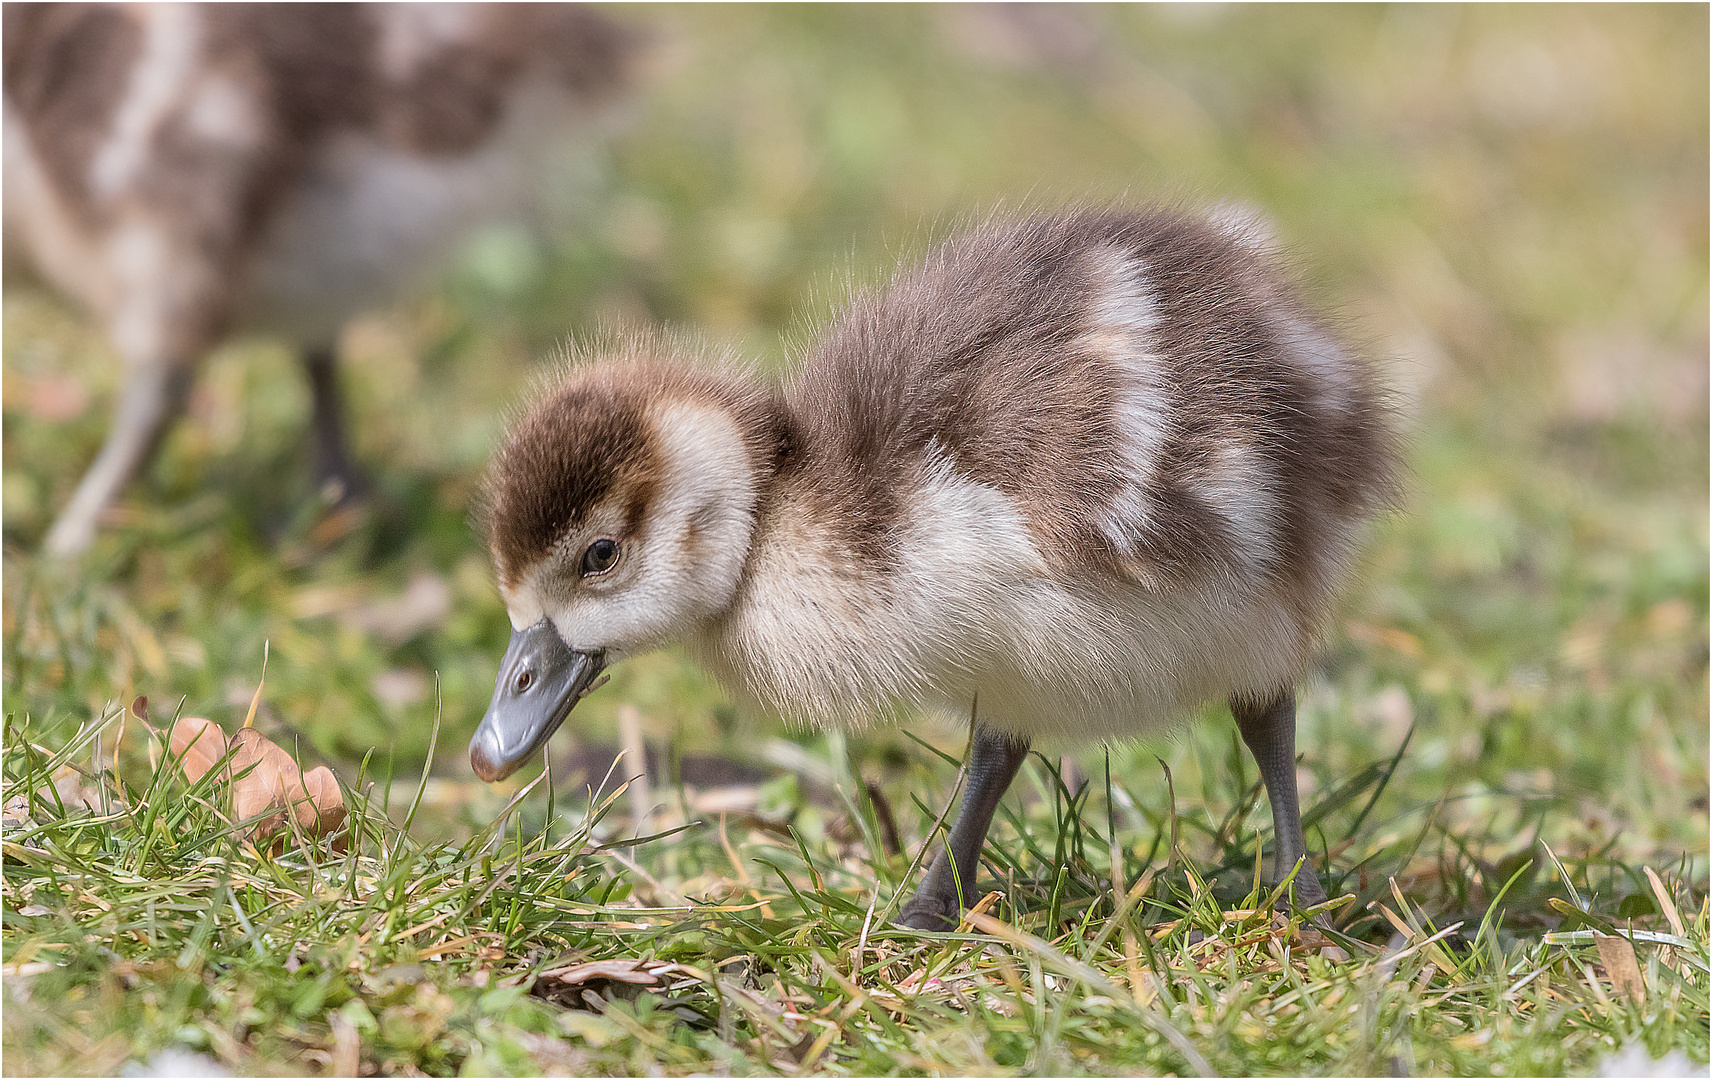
left=895, top=725, right=1029, bottom=933
left=896, top=891, right=961, bottom=932
left=1232, top=690, right=1339, bottom=914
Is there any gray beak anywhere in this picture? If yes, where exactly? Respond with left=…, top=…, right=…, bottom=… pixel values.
left=470, top=619, right=606, bottom=782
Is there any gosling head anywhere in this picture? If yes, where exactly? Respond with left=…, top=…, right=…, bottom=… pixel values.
left=468, top=352, right=782, bottom=782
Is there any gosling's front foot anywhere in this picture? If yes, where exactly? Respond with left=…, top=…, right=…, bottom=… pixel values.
left=895, top=728, right=1031, bottom=932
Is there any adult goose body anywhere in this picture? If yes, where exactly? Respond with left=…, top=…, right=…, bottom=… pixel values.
left=471, top=207, right=1397, bottom=929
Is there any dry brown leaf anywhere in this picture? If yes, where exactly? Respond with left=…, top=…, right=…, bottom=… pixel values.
left=1593, top=931, right=1646, bottom=1002
left=533, top=959, right=702, bottom=1017
left=162, top=718, right=229, bottom=784
left=150, top=719, right=346, bottom=848
left=231, top=727, right=295, bottom=833
left=229, top=728, right=348, bottom=846
left=298, top=766, right=348, bottom=839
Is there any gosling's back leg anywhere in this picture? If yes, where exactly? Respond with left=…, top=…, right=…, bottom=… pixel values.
left=303, top=343, right=365, bottom=506
left=1232, top=689, right=1329, bottom=907
left=898, top=726, right=1030, bottom=931
left=43, top=362, right=194, bottom=557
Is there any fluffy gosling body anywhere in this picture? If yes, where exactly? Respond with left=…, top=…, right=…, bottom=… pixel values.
left=471, top=207, right=1397, bottom=928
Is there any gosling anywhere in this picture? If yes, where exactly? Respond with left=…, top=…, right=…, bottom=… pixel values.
left=470, top=207, right=1398, bottom=930
left=5, top=3, right=635, bottom=556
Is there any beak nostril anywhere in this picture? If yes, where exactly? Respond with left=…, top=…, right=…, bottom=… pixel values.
left=478, top=635, right=605, bottom=786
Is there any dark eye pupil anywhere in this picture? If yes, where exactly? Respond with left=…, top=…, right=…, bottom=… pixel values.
left=581, top=539, right=618, bottom=576
left=515, top=670, right=533, bottom=693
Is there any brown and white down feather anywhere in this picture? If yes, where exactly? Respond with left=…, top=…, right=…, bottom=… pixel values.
left=4, top=2, right=635, bottom=554
left=482, top=208, right=1396, bottom=744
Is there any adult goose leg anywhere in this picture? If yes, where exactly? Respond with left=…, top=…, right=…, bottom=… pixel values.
left=898, top=726, right=1031, bottom=930
left=1232, top=689, right=1329, bottom=907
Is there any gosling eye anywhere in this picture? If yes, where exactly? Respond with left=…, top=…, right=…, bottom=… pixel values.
left=580, top=538, right=620, bottom=577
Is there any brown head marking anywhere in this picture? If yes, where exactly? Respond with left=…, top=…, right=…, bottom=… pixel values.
left=480, top=353, right=792, bottom=587
left=482, top=377, right=655, bottom=584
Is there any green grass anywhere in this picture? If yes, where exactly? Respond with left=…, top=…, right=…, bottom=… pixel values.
left=4, top=5, right=1707, bottom=1076
left=3, top=705, right=1706, bottom=1076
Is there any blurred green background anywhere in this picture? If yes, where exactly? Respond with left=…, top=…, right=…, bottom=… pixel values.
left=4, top=5, right=1706, bottom=866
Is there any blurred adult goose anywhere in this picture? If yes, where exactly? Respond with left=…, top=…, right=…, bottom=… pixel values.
left=5, top=2, right=636, bottom=555
left=470, top=207, right=1397, bottom=929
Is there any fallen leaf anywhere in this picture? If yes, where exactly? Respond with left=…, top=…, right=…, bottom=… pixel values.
left=307, top=503, right=369, bottom=548
left=299, top=766, right=348, bottom=838
left=160, top=718, right=230, bottom=784
left=150, top=719, right=345, bottom=848
left=231, top=727, right=295, bottom=832
left=329, top=1012, right=360, bottom=1077
left=1644, top=598, right=1692, bottom=637
left=230, top=729, right=347, bottom=845
left=533, top=958, right=699, bottom=1013
left=1593, top=932, right=1646, bottom=1002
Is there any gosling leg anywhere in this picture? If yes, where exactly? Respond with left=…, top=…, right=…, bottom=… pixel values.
left=897, top=726, right=1030, bottom=931
left=303, top=343, right=364, bottom=505
left=43, top=362, right=193, bottom=557
left=1232, top=689, right=1328, bottom=907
